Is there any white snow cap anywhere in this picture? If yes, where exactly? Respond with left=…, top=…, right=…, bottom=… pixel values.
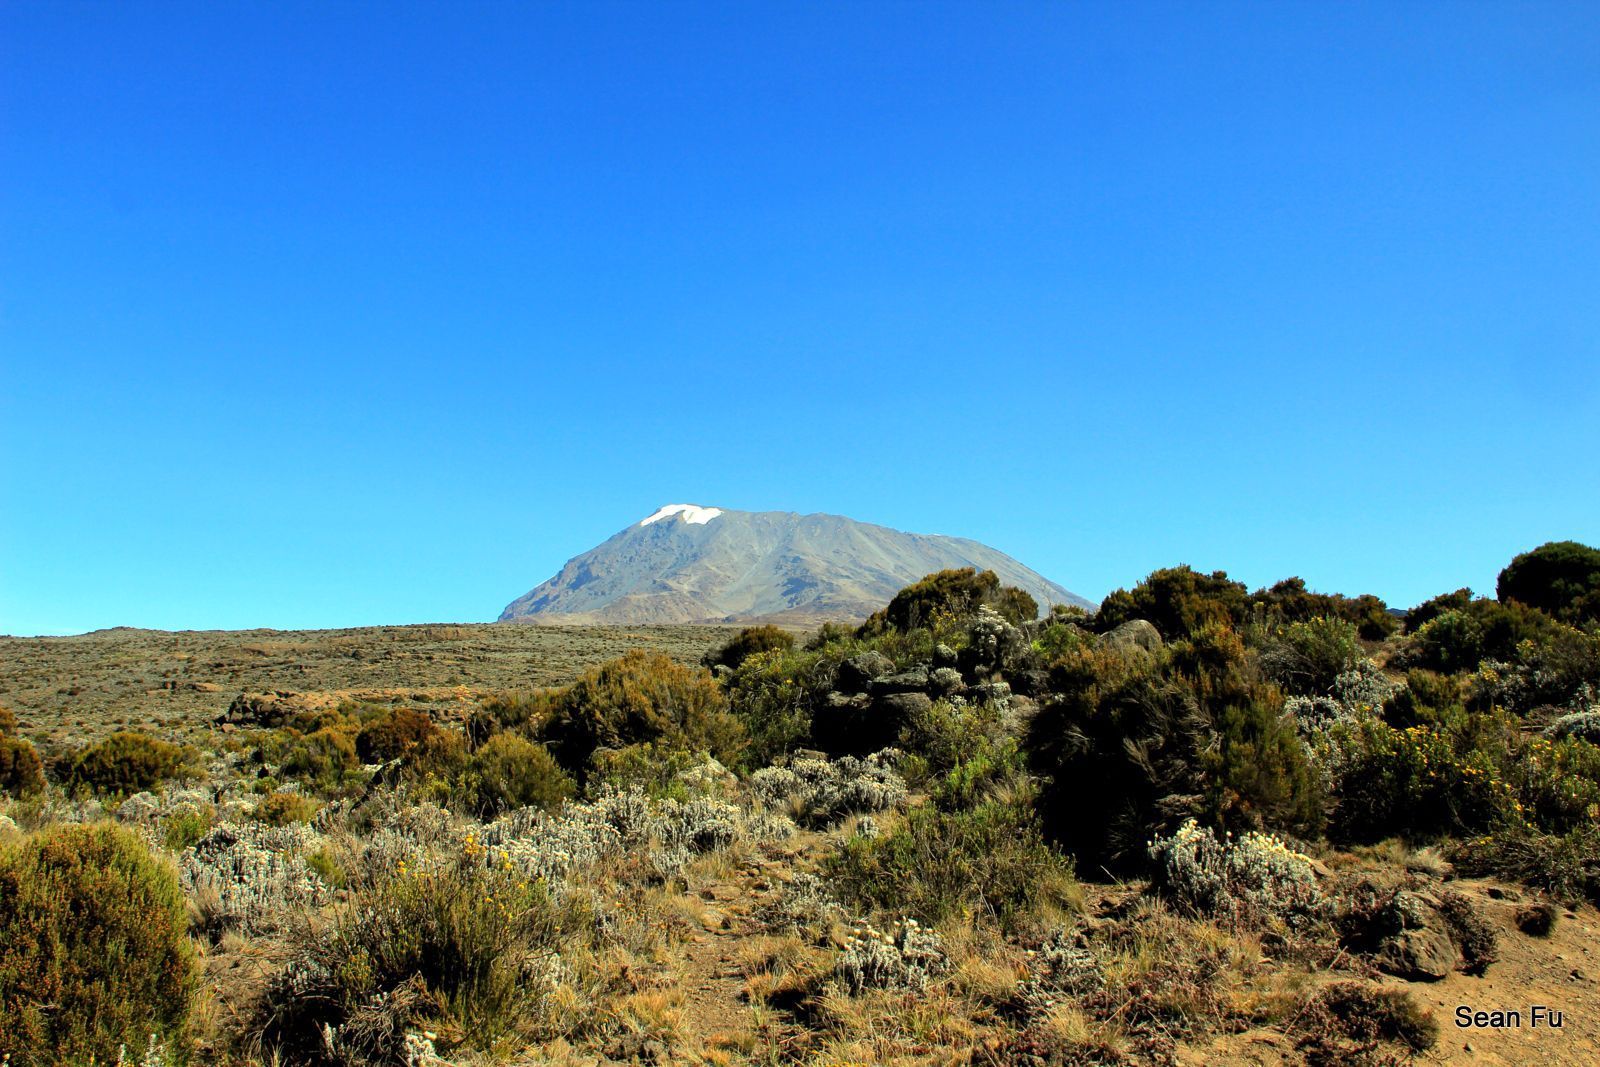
left=640, top=504, right=723, bottom=526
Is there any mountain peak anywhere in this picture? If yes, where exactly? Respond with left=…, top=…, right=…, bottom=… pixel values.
left=500, top=506, right=1091, bottom=625
left=640, top=504, right=724, bottom=527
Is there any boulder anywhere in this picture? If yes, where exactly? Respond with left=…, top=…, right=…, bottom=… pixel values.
left=868, top=668, right=930, bottom=697
left=835, top=652, right=896, bottom=694
left=1009, top=668, right=1050, bottom=698
left=1375, top=891, right=1461, bottom=981
left=1102, top=619, right=1163, bottom=654
left=220, top=691, right=302, bottom=728
left=928, top=667, right=965, bottom=697
left=873, top=691, right=933, bottom=726
left=933, top=643, right=959, bottom=670
left=969, top=680, right=1013, bottom=706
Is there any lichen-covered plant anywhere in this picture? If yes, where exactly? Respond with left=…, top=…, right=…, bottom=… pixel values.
left=179, top=821, right=329, bottom=935
left=748, top=750, right=908, bottom=825
left=832, top=918, right=949, bottom=994
left=1147, top=819, right=1323, bottom=928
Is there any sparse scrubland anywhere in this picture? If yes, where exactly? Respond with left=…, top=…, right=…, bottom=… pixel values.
left=3, top=541, right=1600, bottom=1064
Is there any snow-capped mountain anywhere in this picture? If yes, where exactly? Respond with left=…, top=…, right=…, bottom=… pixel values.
left=498, top=504, right=1091, bottom=625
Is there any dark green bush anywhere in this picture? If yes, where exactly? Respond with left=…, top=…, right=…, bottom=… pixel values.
left=829, top=798, right=1077, bottom=932
left=1096, top=565, right=1249, bottom=641
left=1255, top=616, right=1360, bottom=696
left=0, top=823, right=197, bottom=1065
left=703, top=625, right=796, bottom=672
left=1, top=735, right=45, bottom=797
left=1250, top=577, right=1399, bottom=640
left=1404, top=598, right=1559, bottom=675
left=859, top=567, right=1037, bottom=634
left=458, top=733, right=574, bottom=817
left=544, top=650, right=744, bottom=781
left=587, top=742, right=700, bottom=801
left=1405, top=587, right=1475, bottom=634
left=355, top=707, right=442, bottom=764
left=1498, top=540, right=1600, bottom=624
left=64, top=731, right=199, bottom=797
left=278, top=726, right=362, bottom=788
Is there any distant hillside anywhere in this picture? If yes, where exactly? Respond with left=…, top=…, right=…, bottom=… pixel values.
left=499, top=504, right=1092, bottom=625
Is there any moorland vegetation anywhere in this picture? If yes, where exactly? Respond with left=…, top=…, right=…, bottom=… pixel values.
left=2, top=540, right=1599, bottom=1064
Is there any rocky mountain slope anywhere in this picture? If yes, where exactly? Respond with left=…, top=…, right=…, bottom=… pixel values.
left=499, top=504, right=1090, bottom=625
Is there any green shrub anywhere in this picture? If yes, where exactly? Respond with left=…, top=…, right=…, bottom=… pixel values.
left=829, top=798, right=1077, bottom=932
left=278, top=726, right=361, bottom=787
left=1324, top=719, right=1520, bottom=842
left=859, top=567, right=1038, bottom=634
left=1, top=735, right=45, bottom=797
left=458, top=733, right=574, bottom=817
left=703, top=625, right=796, bottom=672
left=1096, top=565, right=1250, bottom=641
left=64, top=731, right=199, bottom=797
left=0, top=823, right=197, bottom=1064
left=1405, top=587, right=1475, bottom=634
left=587, top=741, right=699, bottom=801
left=161, top=805, right=214, bottom=852
left=544, top=650, right=744, bottom=780
left=0, top=702, right=17, bottom=735
left=723, top=647, right=821, bottom=767
left=355, top=707, right=442, bottom=764
left=260, top=856, right=582, bottom=1063
left=254, top=791, right=321, bottom=826
left=1255, top=616, right=1360, bottom=696
left=1405, top=598, right=1559, bottom=675
left=1498, top=540, right=1600, bottom=624
left=1249, top=578, right=1399, bottom=641
left=1453, top=826, right=1600, bottom=906
left=1205, top=698, right=1323, bottom=837
left=1505, top=734, right=1600, bottom=834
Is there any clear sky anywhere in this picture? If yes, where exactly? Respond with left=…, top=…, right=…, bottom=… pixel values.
left=2, top=2, right=1597, bottom=635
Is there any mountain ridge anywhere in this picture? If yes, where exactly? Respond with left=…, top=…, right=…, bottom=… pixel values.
left=499, top=505, right=1092, bottom=625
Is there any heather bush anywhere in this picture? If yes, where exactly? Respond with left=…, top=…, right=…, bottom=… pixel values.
left=0, top=702, right=16, bottom=735
left=276, top=726, right=362, bottom=789
left=65, top=732, right=200, bottom=797
left=0, top=823, right=197, bottom=1065
left=1454, top=825, right=1600, bottom=906
left=544, top=650, right=744, bottom=780
left=1505, top=733, right=1600, bottom=833
left=1248, top=577, right=1399, bottom=641
left=355, top=707, right=442, bottom=764
left=259, top=854, right=582, bottom=1064
left=722, top=645, right=827, bottom=767
left=0, top=734, right=45, bottom=797
left=1255, top=616, right=1360, bottom=696
left=1403, top=598, right=1559, bottom=675
left=1096, top=565, right=1250, bottom=641
left=253, top=790, right=321, bottom=825
left=859, top=567, right=1037, bottom=635
left=829, top=797, right=1076, bottom=932
left=1146, top=819, right=1323, bottom=928
left=703, top=624, right=795, bottom=671
left=1497, top=540, right=1600, bottom=624
left=1323, top=719, right=1519, bottom=842
left=457, top=733, right=573, bottom=817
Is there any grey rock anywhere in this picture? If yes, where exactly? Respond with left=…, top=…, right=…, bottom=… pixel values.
left=874, top=691, right=933, bottom=724
left=836, top=652, right=897, bottom=694
left=1376, top=891, right=1460, bottom=981
left=1009, top=668, right=1050, bottom=697
left=868, top=668, right=930, bottom=697
left=970, top=680, right=1013, bottom=706
left=1102, top=619, right=1163, bottom=654
left=933, top=643, right=959, bottom=669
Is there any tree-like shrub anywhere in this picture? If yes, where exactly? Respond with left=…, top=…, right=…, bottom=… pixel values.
left=1249, top=577, right=1398, bottom=640
left=1404, top=598, right=1559, bottom=675
left=723, top=647, right=823, bottom=767
left=703, top=625, right=796, bottom=672
left=64, top=731, right=199, bottom=797
left=355, top=707, right=442, bottom=764
left=544, top=650, right=744, bottom=781
left=458, top=733, right=574, bottom=817
left=1096, top=565, right=1249, bottom=641
left=1497, top=540, right=1600, bottom=624
left=278, top=726, right=361, bottom=788
left=859, top=567, right=1037, bottom=634
left=1404, top=587, right=1474, bottom=634
left=0, top=735, right=45, bottom=797
left=0, top=823, right=197, bottom=1064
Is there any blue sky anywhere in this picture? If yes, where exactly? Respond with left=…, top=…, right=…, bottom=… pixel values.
left=3, top=1, right=1597, bottom=634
